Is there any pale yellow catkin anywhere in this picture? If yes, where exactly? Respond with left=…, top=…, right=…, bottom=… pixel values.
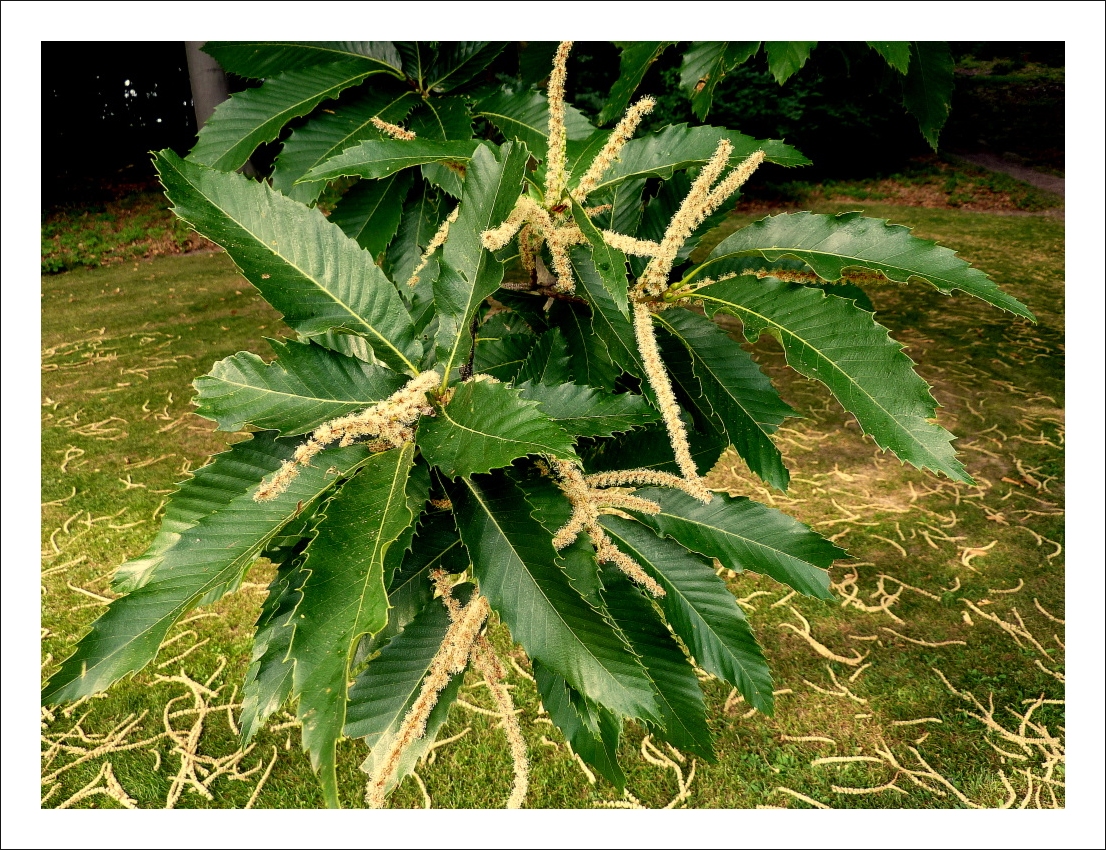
left=631, top=303, right=712, bottom=502
left=543, top=41, right=573, bottom=204
left=407, top=205, right=460, bottom=287
left=371, top=116, right=416, bottom=141
left=600, top=231, right=661, bottom=257
left=255, top=370, right=439, bottom=501
left=636, top=139, right=732, bottom=296
left=572, top=96, right=656, bottom=203
left=549, top=460, right=666, bottom=597
left=471, top=636, right=530, bottom=808
left=365, top=592, right=490, bottom=808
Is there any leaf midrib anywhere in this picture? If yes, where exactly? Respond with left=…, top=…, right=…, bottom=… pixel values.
left=202, top=372, right=379, bottom=406
left=206, top=67, right=374, bottom=170
left=601, top=521, right=768, bottom=696
left=438, top=395, right=564, bottom=452
left=695, top=288, right=948, bottom=467
left=652, top=312, right=776, bottom=438
left=348, top=451, right=411, bottom=650
left=165, top=156, right=416, bottom=373
left=645, top=504, right=824, bottom=580
left=463, top=480, right=642, bottom=707
left=440, top=148, right=524, bottom=382
left=218, top=42, right=404, bottom=75
left=297, top=92, right=417, bottom=181
left=702, top=238, right=962, bottom=293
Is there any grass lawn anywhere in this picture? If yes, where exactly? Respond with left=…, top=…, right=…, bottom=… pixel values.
left=40, top=202, right=1064, bottom=809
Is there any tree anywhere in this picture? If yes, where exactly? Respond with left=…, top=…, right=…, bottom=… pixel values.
left=42, top=41, right=1027, bottom=809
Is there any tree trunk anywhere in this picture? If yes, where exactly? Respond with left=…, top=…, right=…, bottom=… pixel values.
left=184, top=42, right=256, bottom=176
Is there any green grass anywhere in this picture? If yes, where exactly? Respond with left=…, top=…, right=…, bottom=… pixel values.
left=41, top=191, right=210, bottom=275
left=41, top=204, right=1064, bottom=809
left=752, top=156, right=1063, bottom=213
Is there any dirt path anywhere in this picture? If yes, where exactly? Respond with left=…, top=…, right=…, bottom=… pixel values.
left=952, top=152, right=1065, bottom=198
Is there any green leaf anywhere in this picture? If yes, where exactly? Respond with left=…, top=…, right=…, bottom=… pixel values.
left=903, top=41, right=955, bottom=149
left=679, top=41, right=761, bottom=120
left=533, top=661, right=625, bottom=790
left=569, top=247, right=655, bottom=405
left=652, top=308, right=792, bottom=491
left=764, top=41, right=818, bottom=84
left=518, top=43, right=558, bottom=87
left=42, top=434, right=374, bottom=705
left=428, top=42, right=509, bottom=92
left=474, top=90, right=595, bottom=165
left=599, top=42, right=676, bottom=126
left=599, top=516, right=774, bottom=713
left=515, top=327, right=573, bottom=386
left=702, top=211, right=1032, bottom=319
left=434, top=142, right=529, bottom=380
left=112, top=434, right=300, bottom=594
left=203, top=41, right=404, bottom=79
left=548, top=301, right=621, bottom=392
left=289, top=444, right=420, bottom=807
left=448, top=473, right=659, bottom=721
left=600, top=566, right=714, bottom=759
left=193, top=339, right=407, bottom=435
left=417, top=380, right=576, bottom=479
left=383, top=179, right=448, bottom=293
left=519, top=381, right=659, bottom=439
left=492, top=291, right=551, bottom=333
left=590, top=176, right=647, bottom=238
left=581, top=421, right=728, bottom=481
left=189, top=62, right=376, bottom=172
left=329, top=171, right=414, bottom=258
left=579, top=124, right=809, bottom=197
left=239, top=558, right=306, bottom=745
left=866, top=41, right=911, bottom=74
left=409, top=96, right=475, bottom=198
left=358, top=509, right=468, bottom=662
left=346, top=590, right=468, bottom=798
left=270, top=85, right=419, bottom=204
left=571, top=197, right=629, bottom=314
left=384, top=457, right=432, bottom=588
left=694, top=278, right=975, bottom=481
left=155, top=150, right=421, bottom=374
left=473, top=332, right=537, bottom=382
left=301, top=138, right=480, bottom=183
left=628, top=488, right=842, bottom=600
left=395, top=42, right=434, bottom=89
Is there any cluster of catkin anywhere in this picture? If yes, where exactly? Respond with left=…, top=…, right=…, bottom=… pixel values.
left=254, top=370, right=439, bottom=502
left=479, top=41, right=657, bottom=294
left=366, top=571, right=529, bottom=809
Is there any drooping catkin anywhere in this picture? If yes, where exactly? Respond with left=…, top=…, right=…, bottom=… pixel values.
left=543, top=41, right=573, bottom=204
left=255, top=370, right=439, bottom=501
left=572, top=96, right=655, bottom=203
left=471, top=636, right=529, bottom=808
left=365, top=590, right=490, bottom=808
left=631, top=303, right=713, bottom=502
left=407, top=205, right=460, bottom=287
left=635, top=139, right=732, bottom=296
left=593, top=532, right=666, bottom=598
left=371, top=115, right=416, bottom=141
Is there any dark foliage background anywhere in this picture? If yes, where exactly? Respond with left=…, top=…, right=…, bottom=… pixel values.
left=41, top=40, right=1063, bottom=209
